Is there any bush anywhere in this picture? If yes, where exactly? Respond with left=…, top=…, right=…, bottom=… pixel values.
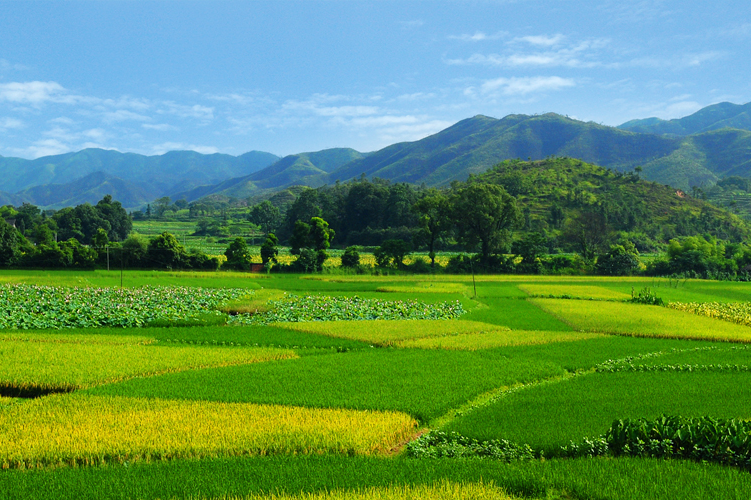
left=340, top=246, right=361, bottom=268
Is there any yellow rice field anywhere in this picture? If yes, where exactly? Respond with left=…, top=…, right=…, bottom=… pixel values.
left=275, top=320, right=510, bottom=346
left=0, top=341, right=296, bottom=391
left=518, top=284, right=630, bottom=300
left=531, top=298, right=751, bottom=342
left=0, top=394, right=418, bottom=468
left=396, top=329, right=606, bottom=350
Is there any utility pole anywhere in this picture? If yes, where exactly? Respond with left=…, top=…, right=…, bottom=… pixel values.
left=106, top=245, right=110, bottom=271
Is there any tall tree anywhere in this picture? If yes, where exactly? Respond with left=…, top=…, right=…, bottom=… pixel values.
left=412, top=190, right=451, bottom=267
left=448, top=183, right=521, bottom=263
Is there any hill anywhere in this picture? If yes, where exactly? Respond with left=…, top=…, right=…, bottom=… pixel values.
left=0, top=148, right=280, bottom=208
left=476, top=157, right=751, bottom=246
left=619, top=102, right=751, bottom=136
left=173, top=148, right=364, bottom=202
left=15, top=171, right=158, bottom=209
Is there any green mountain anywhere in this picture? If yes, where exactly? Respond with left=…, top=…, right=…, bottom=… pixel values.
left=174, top=148, right=364, bottom=202
left=0, top=148, right=280, bottom=208
left=16, top=171, right=158, bottom=209
left=477, top=157, right=751, bottom=245
left=619, top=102, right=751, bottom=136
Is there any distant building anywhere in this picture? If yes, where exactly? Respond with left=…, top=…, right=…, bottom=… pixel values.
left=4, top=218, right=16, bottom=228
left=250, top=263, right=265, bottom=273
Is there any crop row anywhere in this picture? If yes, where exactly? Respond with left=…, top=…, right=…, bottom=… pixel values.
left=229, top=294, right=465, bottom=324
left=276, top=320, right=509, bottom=347
left=1, top=340, right=294, bottom=393
left=0, top=284, right=251, bottom=329
left=0, top=394, right=417, bottom=469
left=668, top=301, right=751, bottom=328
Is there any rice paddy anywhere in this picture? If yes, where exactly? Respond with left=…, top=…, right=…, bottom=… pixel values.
left=3, top=270, right=751, bottom=499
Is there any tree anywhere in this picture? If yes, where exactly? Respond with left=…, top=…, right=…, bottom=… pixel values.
left=153, top=197, right=172, bottom=217
left=563, top=209, right=611, bottom=262
left=374, top=239, right=412, bottom=268
left=596, top=242, right=640, bottom=276
left=412, top=190, right=451, bottom=267
left=289, top=220, right=311, bottom=255
left=122, top=233, right=149, bottom=267
left=248, top=201, right=281, bottom=234
left=341, top=246, right=360, bottom=268
left=95, top=195, right=132, bottom=241
left=260, top=233, right=279, bottom=265
left=224, top=237, right=253, bottom=271
left=0, top=219, right=21, bottom=266
left=448, top=183, right=521, bottom=263
left=513, top=232, right=548, bottom=274
left=147, top=232, right=187, bottom=269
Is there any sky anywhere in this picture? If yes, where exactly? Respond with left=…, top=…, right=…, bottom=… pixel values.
left=0, top=0, right=750, bottom=160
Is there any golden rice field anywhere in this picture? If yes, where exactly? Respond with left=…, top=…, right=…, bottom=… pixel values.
left=0, top=340, right=296, bottom=392
left=0, top=394, right=417, bottom=468
left=518, top=284, right=631, bottom=300
left=275, top=320, right=510, bottom=347
left=0, top=332, right=156, bottom=345
left=375, top=283, right=470, bottom=294
left=396, top=329, right=606, bottom=350
left=668, top=302, right=751, bottom=328
left=235, top=481, right=511, bottom=500
left=532, top=298, right=751, bottom=342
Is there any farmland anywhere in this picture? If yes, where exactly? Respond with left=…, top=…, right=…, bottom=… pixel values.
left=3, top=271, right=751, bottom=499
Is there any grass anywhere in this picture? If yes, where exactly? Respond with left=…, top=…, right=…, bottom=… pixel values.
left=0, top=331, right=156, bottom=345
left=532, top=298, right=751, bottom=342
left=86, top=349, right=565, bottom=423
left=238, top=481, right=511, bottom=500
left=0, top=341, right=294, bottom=394
left=518, top=284, right=631, bottom=300
left=2, top=455, right=751, bottom=500
left=444, top=371, right=751, bottom=455
left=0, top=394, right=416, bottom=468
left=609, top=344, right=751, bottom=368
left=462, top=297, right=573, bottom=330
left=396, top=329, right=606, bottom=350
left=275, top=320, right=511, bottom=347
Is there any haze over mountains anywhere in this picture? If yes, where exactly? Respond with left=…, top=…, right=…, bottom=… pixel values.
left=2, top=102, right=751, bottom=210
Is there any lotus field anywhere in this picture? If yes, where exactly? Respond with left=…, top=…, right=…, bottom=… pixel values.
left=3, top=271, right=751, bottom=499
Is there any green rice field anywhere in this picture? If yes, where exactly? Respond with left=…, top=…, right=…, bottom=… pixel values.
left=3, top=270, right=751, bottom=499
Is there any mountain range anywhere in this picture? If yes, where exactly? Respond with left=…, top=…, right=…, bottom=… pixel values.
left=2, top=101, right=751, bottom=209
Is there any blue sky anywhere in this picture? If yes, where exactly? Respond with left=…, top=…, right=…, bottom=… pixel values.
left=1, top=0, right=749, bottom=159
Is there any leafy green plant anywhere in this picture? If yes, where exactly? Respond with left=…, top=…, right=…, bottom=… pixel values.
left=629, top=286, right=664, bottom=306
left=406, top=431, right=534, bottom=461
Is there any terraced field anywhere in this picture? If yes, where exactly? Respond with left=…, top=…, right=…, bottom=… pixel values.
left=2, top=271, right=751, bottom=499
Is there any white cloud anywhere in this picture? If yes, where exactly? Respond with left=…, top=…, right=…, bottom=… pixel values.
left=449, top=31, right=507, bottom=42
left=0, top=81, right=67, bottom=104
left=0, top=117, right=24, bottom=130
left=102, top=109, right=152, bottom=123
left=476, top=76, right=576, bottom=96
left=161, top=102, right=214, bottom=121
left=49, top=116, right=76, bottom=125
left=15, top=139, right=71, bottom=159
left=445, top=37, right=608, bottom=69
left=0, top=59, right=29, bottom=71
left=513, top=34, right=565, bottom=46
left=142, top=123, right=178, bottom=131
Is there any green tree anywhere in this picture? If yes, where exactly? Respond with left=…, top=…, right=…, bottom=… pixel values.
left=341, top=246, right=361, bottom=268
left=0, top=219, right=21, bottom=266
left=147, top=232, right=187, bottom=269
left=260, top=233, right=279, bottom=265
left=374, top=239, right=412, bottom=268
left=412, top=190, right=451, bottom=267
left=224, top=238, right=253, bottom=271
left=448, top=183, right=521, bottom=263
left=95, top=195, right=132, bottom=241
left=596, top=241, right=640, bottom=276
left=248, top=201, right=282, bottom=234
left=289, top=220, right=311, bottom=255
